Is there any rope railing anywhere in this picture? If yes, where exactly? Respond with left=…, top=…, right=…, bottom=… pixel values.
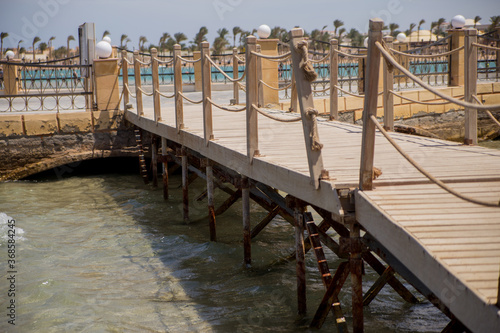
left=137, top=86, right=153, bottom=96
left=310, top=53, right=330, bottom=63
left=252, top=104, right=302, bottom=122
left=389, top=90, right=464, bottom=105
left=334, top=85, right=365, bottom=98
left=123, top=58, right=134, bottom=65
left=177, top=55, right=201, bottom=64
left=156, top=89, right=175, bottom=99
left=312, top=86, right=331, bottom=93
left=376, top=41, right=500, bottom=111
left=156, top=57, right=174, bottom=65
left=332, top=48, right=367, bottom=59
left=135, top=58, right=152, bottom=66
left=259, top=80, right=292, bottom=91
left=178, top=92, right=203, bottom=104
left=389, top=46, right=464, bottom=58
left=207, top=97, right=246, bottom=112
left=250, top=51, right=292, bottom=61
left=472, top=42, right=500, bottom=52
left=205, top=55, right=246, bottom=82
left=124, top=83, right=136, bottom=99
left=472, top=95, right=500, bottom=128
left=370, top=115, right=500, bottom=208
left=234, top=54, right=246, bottom=63
left=237, top=81, right=246, bottom=92
left=403, top=35, right=451, bottom=54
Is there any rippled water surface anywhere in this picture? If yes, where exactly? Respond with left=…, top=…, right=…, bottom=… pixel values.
left=0, top=169, right=449, bottom=332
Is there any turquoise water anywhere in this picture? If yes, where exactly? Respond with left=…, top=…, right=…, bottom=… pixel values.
left=0, top=165, right=449, bottom=332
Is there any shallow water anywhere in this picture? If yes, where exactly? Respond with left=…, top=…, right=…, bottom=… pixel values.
left=0, top=170, right=449, bottom=332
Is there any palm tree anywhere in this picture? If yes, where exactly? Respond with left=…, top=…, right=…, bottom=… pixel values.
left=232, top=26, right=242, bottom=48
left=389, top=23, right=399, bottom=37
left=192, top=27, right=208, bottom=51
left=408, top=23, right=416, bottom=38
left=488, top=16, right=500, bottom=32
left=337, top=28, right=346, bottom=45
left=120, top=34, right=130, bottom=48
left=212, top=28, right=229, bottom=55
left=102, top=30, right=110, bottom=39
left=38, top=42, right=48, bottom=58
left=139, top=36, right=148, bottom=51
left=333, top=19, right=344, bottom=37
left=48, top=36, right=55, bottom=59
left=159, top=32, right=171, bottom=55
left=1, top=32, right=8, bottom=59
left=436, top=18, right=446, bottom=37
left=67, top=35, right=75, bottom=58
left=474, top=16, right=481, bottom=28
left=429, top=22, right=438, bottom=41
left=174, top=32, right=187, bottom=49
left=417, top=19, right=425, bottom=42
left=32, top=36, right=41, bottom=61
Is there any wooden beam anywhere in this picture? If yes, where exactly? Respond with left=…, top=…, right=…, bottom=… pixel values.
left=173, top=44, right=184, bottom=132
left=206, top=160, right=216, bottom=242
left=121, top=50, right=129, bottom=110
left=464, top=28, right=477, bottom=145
left=382, top=36, right=394, bottom=131
left=330, top=38, right=338, bottom=120
left=133, top=50, right=143, bottom=116
left=359, top=18, right=384, bottom=191
left=233, top=48, right=240, bottom=104
left=215, top=189, right=241, bottom=216
left=242, top=176, right=251, bottom=267
left=181, top=149, right=189, bottom=223
left=245, top=35, right=259, bottom=161
left=350, top=222, right=364, bottom=333
left=151, top=48, right=161, bottom=122
left=295, top=206, right=307, bottom=316
left=151, top=136, right=158, bottom=188
left=251, top=205, right=279, bottom=239
left=201, top=41, right=213, bottom=145
left=363, top=266, right=394, bottom=306
left=161, top=137, right=169, bottom=200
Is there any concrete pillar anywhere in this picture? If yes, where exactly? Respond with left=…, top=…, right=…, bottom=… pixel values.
left=449, top=29, right=466, bottom=87
left=257, top=39, right=279, bottom=106
left=3, top=60, right=20, bottom=95
left=193, top=51, right=202, bottom=91
left=93, top=58, right=120, bottom=110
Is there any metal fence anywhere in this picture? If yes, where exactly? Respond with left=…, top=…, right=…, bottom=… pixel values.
left=477, top=30, right=500, bottom=82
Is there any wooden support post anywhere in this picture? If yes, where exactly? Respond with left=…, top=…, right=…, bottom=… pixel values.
left=151, top=136, right=158, bottom=188
left=350, top=222, right=363, bottom=333
left=464, top=28, right=478, bottom=145
left=289, top=28, right=328, bottom=189
left=173, top=44, right=184, bottom=132
left=201, top=41, right=213, bottom=145
left=330, top=39, right=339, bottom=121
left=383, top=36, right=394, bottom=131
left=294, top=203, right=307, bottom=316
left=121, top=50, right=129, bottom=110
left=151, top=48, right=161, bottom=122
left=233, top=48, right=240, bottom=104
left=206, top=160, right=216, bottom=242
left=290, top=72, right=298, bottom=112
left=257, top=44, right=264, bottom=108
left=242, top=176, right=251, bottom=267
left=246, top=35, right=259, bottom=161
left=133, top=50, right=143, bottom=116
left=181, top=148, right=189, bottom=223
left=497, top=273, right=500, bottom=307
left=359, top=18, right=384, bottom=191
left=161, top=137, right=169, bottom=200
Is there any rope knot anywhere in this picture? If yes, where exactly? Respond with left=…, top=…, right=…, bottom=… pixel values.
left=306, top=107, right=323, bottom=151
left=295, top=40, right=318, bottom=82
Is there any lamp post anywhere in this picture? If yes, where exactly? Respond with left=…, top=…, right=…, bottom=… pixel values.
left=257, top=24, right=271, bottom=39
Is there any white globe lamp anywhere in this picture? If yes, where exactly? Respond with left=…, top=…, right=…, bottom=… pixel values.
left=363, top=37, right=369, bottom=48
left=396, top=32, right=407, bottom=43
left=451, top=15, right=466, bottom=29
left=5, top=50, right=15, bottom=61
left=96, top=40, right=112, bottom=59
left=102, top=36, right=112, bottom=44
left=257, top=24, right=271, bottom=39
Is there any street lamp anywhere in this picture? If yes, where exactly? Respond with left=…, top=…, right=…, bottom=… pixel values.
left=396, top=32, right=407, bottom=43
left=5, top=50, right=15, bottom=61
left=451, top=15, right=466, bottom=29
left=96, top=40, right=112, bottom=59
left=257, top=24, right=271, bottom=39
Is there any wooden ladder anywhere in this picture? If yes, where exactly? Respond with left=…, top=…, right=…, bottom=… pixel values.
left=134, top=128, right=149, bottom=184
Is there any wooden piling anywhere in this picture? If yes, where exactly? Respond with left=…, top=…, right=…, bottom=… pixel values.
left=330, top=39, right=339, bottom=120
left=242, top=176, right=251, bottom=267
left=382, top=36, right=394, bottom=131
left=350, top=222, right=364, bottom=333
left=151, top=136, right=158, bottom=188
left=206, top=160, right=216, bottom=242
left=161, top=137, right=169, bottom=200
left=293, top=202, right=307, bottom=316
left=133, top=50, right=144, bottom=116
left=181, top=148, right=189, bottom=222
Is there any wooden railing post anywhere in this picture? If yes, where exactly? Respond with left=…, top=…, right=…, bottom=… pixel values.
left=121, top=50, right=129, bottom=111
left=173, top=44, right=184, bottom=132
left=383, top=35, right=394, bottom=131
left=359, top=18, right=384, bottom=191
left=233, top=47, right=240, bottom=104
left=151, top=48, right=161, bottom=122
left=201, top=41, right=213, bottom=145
left=329, top=38, right=338, bottom=120
left=246, top=35, right=259, bottom=160
left=289, top=27, right=328, bottom=189
left=257, top=44, right=264, bottom=107
left=133, top=50, right=143, bottom=116
left=464, top=28, right=478, bottom=145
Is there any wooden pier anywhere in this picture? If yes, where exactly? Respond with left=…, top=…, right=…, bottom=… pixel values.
left=121, top=20, right=500, bottom=333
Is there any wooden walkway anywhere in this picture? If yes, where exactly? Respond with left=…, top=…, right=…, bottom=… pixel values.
left=125, top=91, right=500, bottom=332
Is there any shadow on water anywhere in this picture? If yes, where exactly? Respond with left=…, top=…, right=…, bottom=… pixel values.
left=14, top=157, right=449, bottom=333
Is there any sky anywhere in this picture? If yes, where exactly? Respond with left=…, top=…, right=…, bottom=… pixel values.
left=0, top=0, right=499, bottom=50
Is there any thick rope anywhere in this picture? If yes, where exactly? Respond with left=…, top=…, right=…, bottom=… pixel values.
left=251, top=51, right=292, bottom=60
left=472, top=42, right=500, bottom=52
left=252, top=104, right=302, bottom=122
left=389, top=90, right=464, bottom=105
left=259, top=80, right=292, bottom=91
left=156, top=89, right=175, bottom=99
left=178, top=92, right=203, bottom=104
left=206, top=55, right=246, bottom=82
left=237, top=81, right=246, bottom=92
left=306, top=108, right=323, bottom=151
left=312, top=86, right=331, bottom=93
left=389, top=46, right=464, bottom=58
left=177, top=55, right=201, bottom=64
left=135, top=58, right=152, bottom=66
left=310, top=53, right=331, bottom=63
left=123, top=58, right=134, bottom=65
left=124, top=83, right=136, bottom=98
left=332, top=49, right=367, bottom=59
left=295, top=40, right=318, bottom=82
left=370, top=115, right=500, bottom=207
left=234, top=54, right=246, bottom=63
left=334, top=85, right=365, bottom=98
left=137, top=86, right=153, bottom=96
left=207, top=97, right=246, bottom=112
left=156, top=57, right=174, bottom=65
left=377, top=41, right=500, bottom=111
left=472, top=95, right=500, bottom=128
